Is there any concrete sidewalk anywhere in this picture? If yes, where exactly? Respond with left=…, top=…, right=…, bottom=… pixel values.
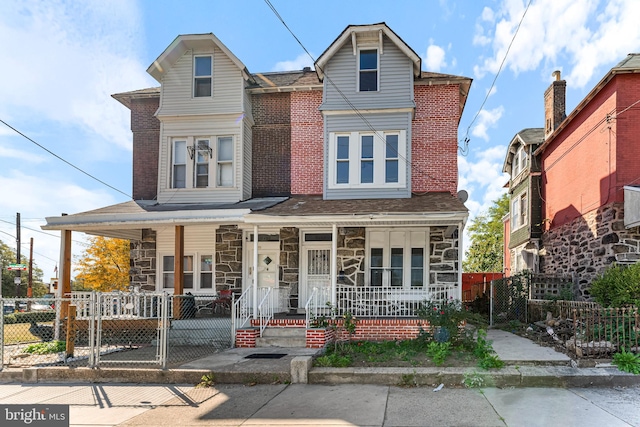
left=1, top=383, right=639, bottom=426
left=0, top=329, right=637, bottom=388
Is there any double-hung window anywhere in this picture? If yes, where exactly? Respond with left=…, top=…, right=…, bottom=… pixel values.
left=194, top=56, right=212, bottom=97
left=172, top=140, right=187, bottom=188
left=217, top=136, right=234, bottom=187
left=195, top=139, right=210, bottom=188
left=330, top=131, right=405, bottom=188
left=162, top=254, right=213, bottom=290
left=512, top=199, right=520, bottom=229
left=359, top=49, right=378, bottom=91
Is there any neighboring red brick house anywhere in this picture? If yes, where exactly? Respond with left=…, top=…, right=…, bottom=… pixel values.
left=44, top=23, right=472, bottom=346
left=503, top=54, right=640, bottom=299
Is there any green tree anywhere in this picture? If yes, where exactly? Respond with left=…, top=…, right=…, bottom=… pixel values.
left=75, top=236, right=130, bottom=291
left=0, top=239, right=46, bottom=297
left=463, top=193, right=509, bottom=273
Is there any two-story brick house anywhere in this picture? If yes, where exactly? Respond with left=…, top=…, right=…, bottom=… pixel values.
left=503, top=54, right=640, bottom=299
left=43, top=23, right=472, bottom=344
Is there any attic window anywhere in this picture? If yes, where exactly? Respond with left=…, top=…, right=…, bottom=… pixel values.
left=359, top=49, right=378, bottom=91
left=194, top=56, right=212, bottom=97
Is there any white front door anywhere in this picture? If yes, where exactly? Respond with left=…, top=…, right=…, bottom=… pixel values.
left=247, top=242, right=279, bottom=289
left=300, top=246, right=331, bottom=309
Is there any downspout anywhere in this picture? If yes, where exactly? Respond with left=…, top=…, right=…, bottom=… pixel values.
left=331, top=224, right=337, bottom=308
left=253, top=225, right=258, bottom=319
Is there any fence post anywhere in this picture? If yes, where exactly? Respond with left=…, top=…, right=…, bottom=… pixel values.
left=160, top=293, right=169, bottom=370
left=66, top=305, right=77, bottom=359
left=489, top=280, right=494, bottom=327
left=88, top=292, right=96, bottom=368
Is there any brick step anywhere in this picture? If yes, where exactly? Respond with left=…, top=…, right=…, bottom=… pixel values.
left=261, top=327, right=306, bottom=338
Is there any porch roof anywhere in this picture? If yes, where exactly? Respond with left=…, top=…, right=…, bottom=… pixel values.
left=41, top=198, right=287, bottom=239
left=246, top=192, right=468, bottom=226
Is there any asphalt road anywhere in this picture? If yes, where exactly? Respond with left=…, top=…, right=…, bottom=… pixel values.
left=1, top=382, right=639, bottom=426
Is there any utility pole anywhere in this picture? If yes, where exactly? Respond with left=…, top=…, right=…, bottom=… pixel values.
left=15, top=212, right=21, bottom=298
left=28, top=237, right=33, bottom=297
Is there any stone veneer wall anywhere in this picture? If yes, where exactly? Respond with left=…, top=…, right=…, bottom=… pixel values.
left=429, top=226, right=459, bottom=287
left=129, top=229, right=157, bottom=291
left=216, top=225, right=243, bottom=291
left=280, top=227, right=299, bottom=293
left=337, top=228, right=365, bottom=286
left=540, top=203, right=640, bottom=299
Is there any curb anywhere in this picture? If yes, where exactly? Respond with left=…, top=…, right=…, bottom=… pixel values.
left=1, top=364, right=638, bottom=388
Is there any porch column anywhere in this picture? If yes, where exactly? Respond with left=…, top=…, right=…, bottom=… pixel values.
left=252, top=225, right=258, bottom=319
left=331, top=224, right=337, bottom=307
left=457, top=221, right=463, bottom=300
left=174, top=225, right=184, bottom=319
left=59, top=229, right=72, bottom=320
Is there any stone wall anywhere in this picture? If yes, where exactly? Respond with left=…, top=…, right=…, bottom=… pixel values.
left=429, top=226, right=459, bottom=287
left=337, top=227, right=365, bottom=286
left=129, top=229, right=157, bottom=291
left=215, top=225, right=243, bottom=291
left=540, top=203, right=640, bottom=299
left=280, top=227, right=299, bottom=293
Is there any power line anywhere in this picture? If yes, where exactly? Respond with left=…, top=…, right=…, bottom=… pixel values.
left=0, top=118, right=132, bottom=199
left=0, top=219, right=89, bottom=246
left=459, top=0, right=533, bottom=156
left=263, top=0, right=459, bottom=188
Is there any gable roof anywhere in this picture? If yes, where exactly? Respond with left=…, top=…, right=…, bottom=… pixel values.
left=314, top=23, right=421, bottom=81
left=503, top=128, right=544, bottom=173
left=535, top=53, right=640, bottom=156
left=147, top=33, right=256, bottom=85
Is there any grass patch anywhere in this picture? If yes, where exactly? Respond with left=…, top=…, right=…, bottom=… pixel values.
left=23, top=340, right=65, bottom=355
left=3, top=323, right=42, bottom=345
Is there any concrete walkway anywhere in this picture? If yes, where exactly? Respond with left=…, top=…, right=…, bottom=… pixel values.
left=1, top=383, right=639, bottom=426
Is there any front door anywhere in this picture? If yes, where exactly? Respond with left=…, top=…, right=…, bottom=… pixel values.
left=246, top=242, right=279, bottom=289
left=300, top=246, right=331, bottom=309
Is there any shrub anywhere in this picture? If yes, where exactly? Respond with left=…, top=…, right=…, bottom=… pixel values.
left=612, top=348, right=640, bottom=375
left=590, top=263, right=640, bottom=307
left=23, top=340, right=65, bottom=355
left=426, top=342, right=451, bottom=366
left=417, top=298, right=485, bottom=342
left=3, top=314, right=17, bottom=324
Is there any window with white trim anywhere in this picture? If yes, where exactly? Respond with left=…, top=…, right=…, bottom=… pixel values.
left=511, top=192, right=528, bottom=230
left=367, top=229, right=428, bottom=289
left=217, top=136, right=234, bottom=187
left=172, top=140, right=187, bottom=188
left=358, top=49, right=378, bottom=91
left=194, top=55, right=212, bottom=97
left=162, top=254, right=213, bottom=291
left=511, top=198, right=520, bottom=229
left=329, top=131, right=406, bottom=189
left=170, top=136, right=234, bottom=189
left=512, top=146, right=528, bottom=178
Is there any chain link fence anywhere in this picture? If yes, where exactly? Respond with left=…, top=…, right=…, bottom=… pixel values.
left=1, top=292, right=233, bottom=371
left=489, top=272, right=574, bottom=326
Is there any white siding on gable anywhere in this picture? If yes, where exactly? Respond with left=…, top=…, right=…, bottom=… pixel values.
left=321, top=37, right=414, bottom=111
left=157, top=46, right=244, bottom=117
left=157, top=115, right=245, bottom=204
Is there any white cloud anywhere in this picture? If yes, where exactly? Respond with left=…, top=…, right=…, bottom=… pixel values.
left=481, top=7, right=495, bottom=22
left=425, top=44, right=447, bottom=72
left=0, top=144, right=47, bottom=163
left=473, top=0, right=640, bottom=88
left=272, top=53, right=315, bottom=72
left=0, top=0, right=155, bottom=151
left=471, top=106, right=504, bottom=141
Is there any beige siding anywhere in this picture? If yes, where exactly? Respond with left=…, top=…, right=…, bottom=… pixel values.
left=321, top=37, right=414, bottom=111
left=157, top=46, right=244, bottom=117
left=157, top=115, right=244, bottom=204
left=242, top=118, right=252, bottom=200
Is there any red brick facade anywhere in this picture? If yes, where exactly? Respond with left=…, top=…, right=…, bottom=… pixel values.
left=130, top=97, right=160, bottom=200
left=252, top=92, right=291, bottom=196
left=411, top=85, right=460, bottom=194
left=290, top=91, right=324, bottom=195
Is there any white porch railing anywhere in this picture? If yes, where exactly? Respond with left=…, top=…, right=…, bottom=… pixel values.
left=233, top=287, right=253, bottom=336
left=336, top=284, right=457, bottom=317
left=72, top=292, right=162, bottom=319
left=305, top=285, right=332, bottom=326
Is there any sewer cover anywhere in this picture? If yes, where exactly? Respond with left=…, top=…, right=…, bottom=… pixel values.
left=244, top=353, right=287, bottom=359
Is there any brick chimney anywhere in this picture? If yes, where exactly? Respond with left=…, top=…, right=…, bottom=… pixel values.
left=544, top=70, right=566, bottom=138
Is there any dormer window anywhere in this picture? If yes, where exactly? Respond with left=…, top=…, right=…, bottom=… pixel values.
left=512, top=146, right=528, bottom=177
left=358, top=49, right=378, bottom=91
left=194, top=56, right=212, bottom=97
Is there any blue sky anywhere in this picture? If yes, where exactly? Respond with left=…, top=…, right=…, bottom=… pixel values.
left=1, top=0, right=639, bottom=281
